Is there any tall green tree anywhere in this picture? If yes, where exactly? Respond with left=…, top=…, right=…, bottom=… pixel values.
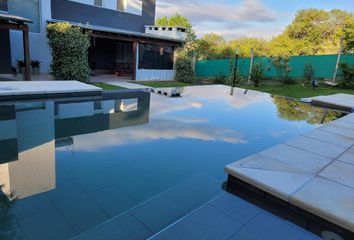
left=343, top=19, right=354, bottom=52
left=271, top=9, right=354, bottom=55
left=155, top=14, right=197, bottom=55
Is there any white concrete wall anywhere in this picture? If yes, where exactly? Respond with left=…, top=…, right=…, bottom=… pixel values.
left=136, top=69, right=175, bottom=81
left=135, top=42, right=176, bottom=81
left=145, top=26, right=187, bottom=41
left=10, top=0, right=52, bottom=73
left=71, top=0, right=95, bottom=5
left=57, top=102, right=95, bottom=119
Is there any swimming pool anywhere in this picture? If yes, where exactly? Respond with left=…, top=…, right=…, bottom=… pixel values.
left=0, top=85, right=343, bottom=240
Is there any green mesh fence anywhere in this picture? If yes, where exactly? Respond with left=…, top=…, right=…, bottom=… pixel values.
left=196, top=54, right=354, bottom=79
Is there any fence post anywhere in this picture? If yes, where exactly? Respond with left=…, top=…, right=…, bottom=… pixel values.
left=248, top=48, right=254, bottom=83
left=333, top=37, right=343, bottom=83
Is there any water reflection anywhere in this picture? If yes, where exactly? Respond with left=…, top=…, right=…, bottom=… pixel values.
left=272, top=96, right=344, bottom=124
left=0, top=91, right=150, bottom=200
left=0, top=86, right=345, bottom=240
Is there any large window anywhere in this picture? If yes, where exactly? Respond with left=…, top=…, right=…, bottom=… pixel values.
left=0, top=0, right=7, bottom=12
left=8, top=0, right=40, bottom=33
left=70, top=0, right=143, bottom=16
left=138, top=44, right=174, bottom=70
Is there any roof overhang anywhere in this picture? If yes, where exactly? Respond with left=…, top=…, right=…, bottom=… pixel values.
left=0, top=12, right=32, bottom=24
left=48, top=19, right=183, bottom=45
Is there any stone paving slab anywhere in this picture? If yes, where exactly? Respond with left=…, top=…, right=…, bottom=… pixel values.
left=311, top=93, right=354, bottom=110
left=0, top=81, right=101, bottom=96
left=319, top=160, right=354, bottom=189
left=338, top=149, right=354, bottom=165
left=226, top=99, right=354, bottom=232
left=290, top=177, right=354, bottom=232
left=226, top=167, right=313, bottom=201
left=284, top=135, right=346, bottom=159
left=303, top=128, right=354, bottom=148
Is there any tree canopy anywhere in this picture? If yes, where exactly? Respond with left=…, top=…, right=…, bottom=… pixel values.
left=181, top=8, right=353, bottom=60
left=155, top=14, right=197, bottom=55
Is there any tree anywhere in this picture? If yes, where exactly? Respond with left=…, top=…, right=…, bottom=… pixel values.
left=273, top=9, right=354, bottom=55
left=271, top=56, right=294, bottom=84
left=273, top=96, right=343, bottom=124
left=343, top=19, right=354, bottom=52
left=156, top=14, right=197, bottom=55
left=250, top=63, right=266, bottom=87
left=195, top=34, right=227, bottom=60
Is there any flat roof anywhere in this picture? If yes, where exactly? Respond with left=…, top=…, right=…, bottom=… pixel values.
left=0, top=12, right=32, bottom=24
left=49, top=19, right=182, bottom=43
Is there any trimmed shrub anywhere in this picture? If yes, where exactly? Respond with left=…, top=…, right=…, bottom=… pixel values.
left=303, top=64, right=314, bottom=85
left=338, top=62, right=354, bottom=89
left=47, top=22, right=91, bottom=82
left=250, top=63, right=266, bottom=87
left=174, top=56, right=196, bottom=84
left=271, top=56, right=295, bottom=84
left=213, top=72, right=227, bottom=84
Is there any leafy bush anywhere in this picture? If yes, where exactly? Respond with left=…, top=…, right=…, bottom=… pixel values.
left=250, top=63, right=266, bottom=87
left=338, top=62, right=354, bottom=88
left=47, top=22, right=91, bottom=82
left=271, top=56, right=295, bottom=84
left=228, top=58, right=243, bottom=86
left=303, top=64, right=314, bottom=85
left=174, top=56, right=196, bottom=84
left=213, top=72, right=227, bottom=84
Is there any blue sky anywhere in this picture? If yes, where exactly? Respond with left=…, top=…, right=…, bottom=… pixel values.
left=156, top=0, right=354, bottom=40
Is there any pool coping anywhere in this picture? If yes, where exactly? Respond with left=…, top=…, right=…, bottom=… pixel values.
left=225, top=94, right=354, bottom=238
left=0, top=81, right=102, bottom=102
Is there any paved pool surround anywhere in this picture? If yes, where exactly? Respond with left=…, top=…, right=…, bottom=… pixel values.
left=0, top=81, right=102, bottom=101
left=225, top=94, right=354, bottom=237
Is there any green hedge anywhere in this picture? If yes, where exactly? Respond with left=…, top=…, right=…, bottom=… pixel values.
left=47, top=22, right=91, bottom=82
left=174, top=56, right=196, bottom=84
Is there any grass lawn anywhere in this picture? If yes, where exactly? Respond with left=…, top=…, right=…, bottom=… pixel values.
left=91, top=82, right=125, bottom=90
left=239, top=83, right=354, bottom=99
left=139, top=81, right=192, bottom=88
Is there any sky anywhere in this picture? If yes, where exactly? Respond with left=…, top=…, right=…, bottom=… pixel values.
left=155, top=0, right=354, bottom=40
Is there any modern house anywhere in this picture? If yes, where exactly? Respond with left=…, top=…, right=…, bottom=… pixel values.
left=0, top=0, right=186, bottom=81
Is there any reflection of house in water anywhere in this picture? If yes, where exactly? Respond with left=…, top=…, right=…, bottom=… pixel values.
left=0, top=102, right=55, bottom=200
left=0, top=91, right=150, bottom=199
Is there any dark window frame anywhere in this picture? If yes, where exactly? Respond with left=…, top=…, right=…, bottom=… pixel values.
left=138, top=43, right=174, bottom=70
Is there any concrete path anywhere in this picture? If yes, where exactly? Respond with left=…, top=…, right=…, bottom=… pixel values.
left=89, top=75, right=152, bottom=90
left=225, top=112, right=354, bottom=233
left=107, top=81, right=152, bottom=90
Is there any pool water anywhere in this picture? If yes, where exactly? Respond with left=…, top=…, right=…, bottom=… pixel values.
left=0, top=85, right=342, bottom=240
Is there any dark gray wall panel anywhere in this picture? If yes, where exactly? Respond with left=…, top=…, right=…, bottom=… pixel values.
left=0, top=0, right=7, bottom=11
left=0, top=29, right=12, bottom=74
left=51, top=0, right=156, bottom=33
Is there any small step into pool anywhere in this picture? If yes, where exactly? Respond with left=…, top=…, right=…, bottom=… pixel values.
left=0, top=85, right=345, bottom=240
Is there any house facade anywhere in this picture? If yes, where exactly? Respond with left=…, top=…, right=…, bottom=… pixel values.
left=0, top=0, right=185, bottom=81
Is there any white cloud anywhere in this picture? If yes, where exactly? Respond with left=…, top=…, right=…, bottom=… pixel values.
left=156, top=0, right=280, bottom=39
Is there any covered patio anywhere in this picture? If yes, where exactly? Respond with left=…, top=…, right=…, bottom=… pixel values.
left=49, top=20, right=181, bottom=81
left=0, top=13, right=32, bottom=81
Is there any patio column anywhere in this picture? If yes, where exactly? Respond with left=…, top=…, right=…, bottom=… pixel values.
left=132, top=41, right=138, bottom=81
left=22, top=24, right=31, bottom=81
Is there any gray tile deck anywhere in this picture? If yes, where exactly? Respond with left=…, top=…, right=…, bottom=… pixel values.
left=225, top=95, right=354, bottom=233
left=152, top=193, right=315, bottom=240
left=71, top=173, right=222, bottom=240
